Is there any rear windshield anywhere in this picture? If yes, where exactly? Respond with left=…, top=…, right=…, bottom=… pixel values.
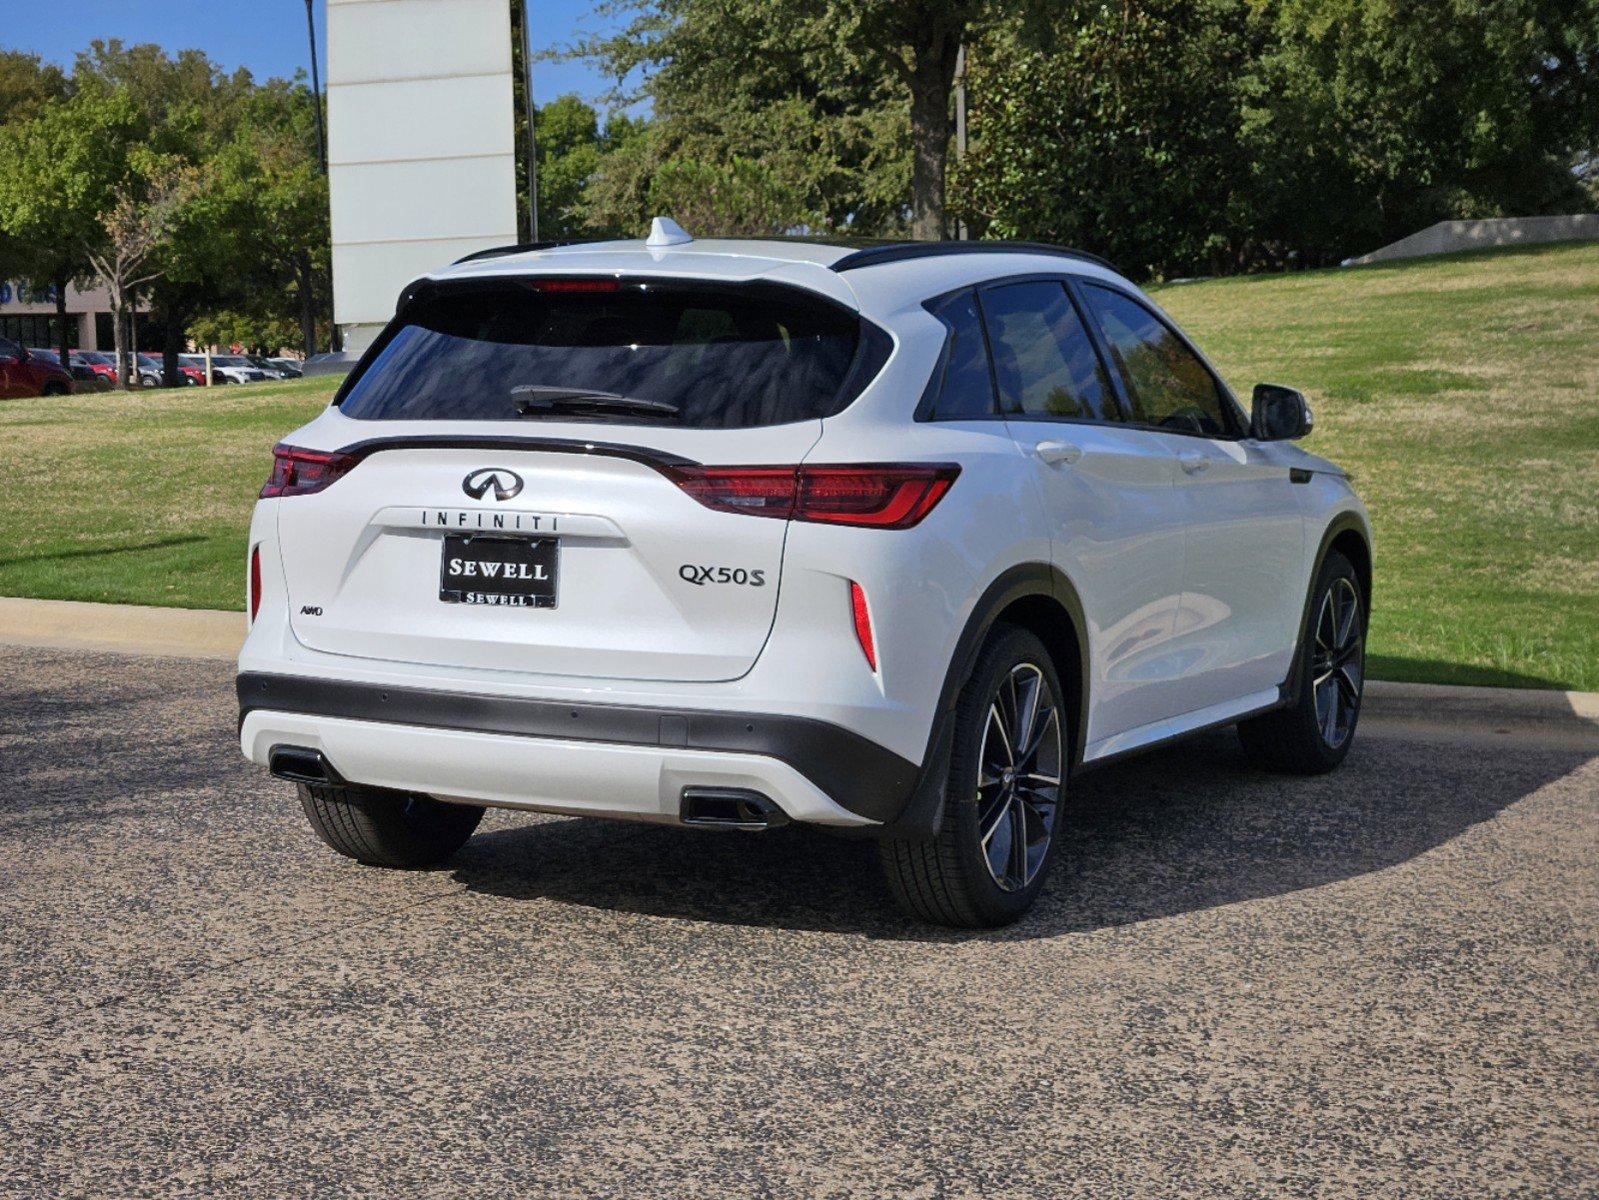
left=337, top=281, right=866, bottom=428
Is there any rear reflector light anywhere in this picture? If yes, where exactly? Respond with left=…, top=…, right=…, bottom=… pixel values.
left=850, top=581, right=877, bottom=671
left=531, top=277, right=621, bottom=293
left=664, top=463, right=959, bottom=529
left=249, top=544, right=262, bottom=622
left=261, top=444, right=360, bottom=498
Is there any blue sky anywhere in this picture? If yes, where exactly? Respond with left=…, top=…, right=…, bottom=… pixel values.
left=8, top=0, right=627, bottom=106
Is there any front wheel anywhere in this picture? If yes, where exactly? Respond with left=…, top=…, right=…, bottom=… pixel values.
left=1238, top=550, right=1365, bottom=774
left=879, top=626, right=1068, bottom=927
left=298, top=781, right=484, bottom=868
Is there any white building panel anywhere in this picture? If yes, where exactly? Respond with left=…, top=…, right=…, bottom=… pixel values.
left=327, top=0, right=513, bottom=84
left=328, top=73, right=514, bottom=165
left=327, top=0, right=518, bottom=350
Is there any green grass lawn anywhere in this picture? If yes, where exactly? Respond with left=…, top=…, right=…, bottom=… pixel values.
left=1, top=242, right=1595, bottom=688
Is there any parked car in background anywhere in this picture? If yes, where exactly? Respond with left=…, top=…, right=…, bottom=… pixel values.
left=207, top=355, right=272, bottom=385
left=246, top=355, right=295, bottom=381
left=28, top=348, right=104, bottom=392
left=70, top=350, right=119, bottom=387
left=0, top=338, right=73, bottom=397
left=265, top=357, right=304, bottom=378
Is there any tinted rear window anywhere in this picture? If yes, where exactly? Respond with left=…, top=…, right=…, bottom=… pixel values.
left=338, top=282, right=866, bottom=428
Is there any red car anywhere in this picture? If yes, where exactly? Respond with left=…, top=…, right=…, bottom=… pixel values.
left=0, top=337, right=73, bottom=397
left=70, top=350, right=120, bottom=387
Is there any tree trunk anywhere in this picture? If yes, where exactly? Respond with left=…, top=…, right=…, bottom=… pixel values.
left=296, top=251, right=318, bottom=356
left=162, top=308, right=184, bottom=388
left=53, top=270, right=70, bottom=370
left=109, top=283, right=129, bottom=392
left=908, top=29, right=963, bottom=241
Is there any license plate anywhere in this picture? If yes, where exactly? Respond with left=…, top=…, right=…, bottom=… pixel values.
left=439, top=536, right=558, bottom=608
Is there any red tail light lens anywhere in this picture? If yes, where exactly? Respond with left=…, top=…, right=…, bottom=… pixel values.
left=664, top=466, right=799, bottom=518
left=665, top=464, right=959, bottom=529
left=260, top=444, right=360, bottom=498
left=849, top=581, right=877, bottom=671
left=798, top=465, right=959, bottom=528
left=248, top=544, right=262, bottom=622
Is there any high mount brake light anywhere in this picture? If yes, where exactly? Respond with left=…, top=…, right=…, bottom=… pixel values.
left=530, top=278, right=621, bottom=293
left=664, top=463, right=960, bottom=530
left=260, top=444, right=360, bottom=498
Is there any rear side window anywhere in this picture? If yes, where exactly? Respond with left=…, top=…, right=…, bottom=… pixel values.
left=339, top=281, right=865, bottom=428
left=978, top=282, right=1117, bottom=422
left=1081, top=285, right=1233, bottom=436
left=923, top=289, right=998, bottom=419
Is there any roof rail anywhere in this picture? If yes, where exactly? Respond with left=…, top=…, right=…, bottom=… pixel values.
left=830, top=240, right=1115, bottom=274
left=451, top=238, right=608, bottom=265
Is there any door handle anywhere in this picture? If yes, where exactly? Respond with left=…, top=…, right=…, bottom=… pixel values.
left=1178, top=451, right=1209, bottom=474
left=1033, top=440, right=1083, bottom=465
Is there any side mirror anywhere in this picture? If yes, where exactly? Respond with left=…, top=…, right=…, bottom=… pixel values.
left=1251, top=383, right=1313, bottom=440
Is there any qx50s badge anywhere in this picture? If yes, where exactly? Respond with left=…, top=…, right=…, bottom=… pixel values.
left=679, top=564, right=766, bottom=588
left=463, top=468, right=524, bottom=502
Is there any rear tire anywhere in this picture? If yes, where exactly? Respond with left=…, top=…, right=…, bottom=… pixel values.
left=40, top=382, right=67, bottom=396
left=298, top=781, right=484, bottom=868
left=1238, top=550, right=1365, bottom=774
left=879, top=626, right=1068, bottom=928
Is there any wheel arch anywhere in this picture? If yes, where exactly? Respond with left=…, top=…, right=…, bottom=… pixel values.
left=1283, top=511, right=1372, bottom=706
left=878, top=561, right=1089, bottom=839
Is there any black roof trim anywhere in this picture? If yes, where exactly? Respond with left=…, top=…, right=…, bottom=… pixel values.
left=451, top=238, right=609, bottom=265
left=830, top=240, right=1116, bottom=274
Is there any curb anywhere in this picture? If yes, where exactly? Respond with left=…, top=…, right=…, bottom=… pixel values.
left=1362, top=680, right=1599, bottom=727
left=0, top=597, right=242, bottom=661
left=0, top=597, right=1594, bottom=729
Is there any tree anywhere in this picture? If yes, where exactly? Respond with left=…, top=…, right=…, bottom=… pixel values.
left=581, top=0, right=1046, bottom=238
left=529, top=94, right=639, bottom=238
left=951, top=0, right=1599, bottom=276
left=952, top=0, right=1261, bottom=277
left=0, top=49, right=67, bottom=125
left=0, top=86, right=145, bottom=369
left=85, top=152, right=195, bottom=390
left=185, top=82, right=330, bottom=355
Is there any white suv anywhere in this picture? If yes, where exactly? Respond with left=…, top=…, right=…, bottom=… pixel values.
left=238, top=222, right=1370, bottom=927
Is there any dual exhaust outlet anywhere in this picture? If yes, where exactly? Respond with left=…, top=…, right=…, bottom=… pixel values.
left=270, top=746, right=788, bottom=831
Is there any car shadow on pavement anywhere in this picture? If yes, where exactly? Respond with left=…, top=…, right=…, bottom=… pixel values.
left=448, top=728, right=1593, bottom=942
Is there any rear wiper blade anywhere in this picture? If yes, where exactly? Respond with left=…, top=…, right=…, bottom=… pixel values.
left=511, top=385, right=679, bottom=419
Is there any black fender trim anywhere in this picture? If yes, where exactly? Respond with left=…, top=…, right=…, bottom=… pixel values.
left=872, top=562, right=1090, bottom=840
left=237, top=673, right=920, bottom=825
left=1282, top=512, right=1372, bottom=707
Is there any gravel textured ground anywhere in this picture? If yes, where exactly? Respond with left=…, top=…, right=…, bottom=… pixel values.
left=0, top=644, right=1594, bottom=1198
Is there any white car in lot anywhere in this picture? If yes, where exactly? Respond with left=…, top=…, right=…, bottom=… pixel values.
left=238, top=221, right=1370, bottom=926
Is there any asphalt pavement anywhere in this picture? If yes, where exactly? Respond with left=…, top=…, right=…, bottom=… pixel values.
left=0, top=643, right=1594, bottom=1198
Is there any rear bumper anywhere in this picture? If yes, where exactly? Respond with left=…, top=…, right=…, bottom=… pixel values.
left=237, top=673, right=919, bottom=827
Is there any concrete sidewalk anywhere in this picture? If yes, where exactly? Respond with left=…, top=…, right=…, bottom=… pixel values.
left=1, top=595, right=1594, bottom=729
left=0, top=597, right=242, bottom=661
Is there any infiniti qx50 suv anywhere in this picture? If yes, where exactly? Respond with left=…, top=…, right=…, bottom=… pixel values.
left=238, top=220, right=1370, bottom=927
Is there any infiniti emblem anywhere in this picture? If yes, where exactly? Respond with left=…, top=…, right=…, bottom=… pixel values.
left=463, top=468, right=524, bottom=501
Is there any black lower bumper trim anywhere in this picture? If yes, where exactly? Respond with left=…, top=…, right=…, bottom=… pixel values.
left=237, top=672, right=920, bottom=824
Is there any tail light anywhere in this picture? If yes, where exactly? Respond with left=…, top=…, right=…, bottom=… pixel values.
left=849, top=581, right=877, bottom=671
left=260, top=444, right=360, bottom=498
left=249, top=544, right=262, bottom=622
left=664, top=463, right=959, bottom=529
